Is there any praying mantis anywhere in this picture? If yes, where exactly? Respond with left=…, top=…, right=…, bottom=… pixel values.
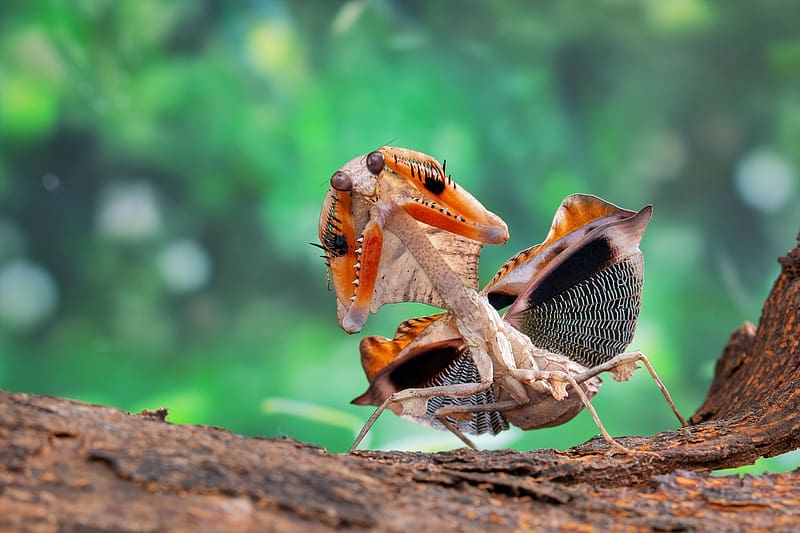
left=317, top=146, right=686, bottom=452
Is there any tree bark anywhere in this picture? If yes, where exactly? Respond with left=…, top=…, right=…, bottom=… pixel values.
left=2, top=229, right=799, bottom=532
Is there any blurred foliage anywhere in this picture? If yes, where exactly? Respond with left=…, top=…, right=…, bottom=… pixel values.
left=1, top=1, right=799, bottom=469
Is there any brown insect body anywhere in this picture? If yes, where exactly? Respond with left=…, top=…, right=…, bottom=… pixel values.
left=319, top=148, right=685, bottom=450
left=353, top=312, right=599, bottom=435
left=353, top=195, right=652, bottom=436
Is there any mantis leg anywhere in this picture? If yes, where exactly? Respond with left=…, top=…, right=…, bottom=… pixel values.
left=397, top=197, right=508, bottom=245
left=380, top=147, right=509, bottom=245
left=350, top=381, right=493, bottom=453
left=340, top=218, right=383, bottom=334
left=509, top=368, right=633, bottom=453
left=434, top=400, right=521, bottom=450
left=571, top=351, right=687, bottom=427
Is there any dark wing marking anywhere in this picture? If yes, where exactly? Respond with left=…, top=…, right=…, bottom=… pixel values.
left=419, top=352, right=509, bottom=436
left=510, top=253, right=643, bottom=368
left=504, top=206, right=651, bottom=368
left=353, top=314, right=508, bottom=436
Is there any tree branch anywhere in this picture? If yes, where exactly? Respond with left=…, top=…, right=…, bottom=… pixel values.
left=2, top=228, right=799, bottom=531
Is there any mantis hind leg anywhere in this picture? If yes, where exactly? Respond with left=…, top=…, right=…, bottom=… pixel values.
left=508, top=368, right=634, bottom=454
left=572, top=351, right=687, bottom=427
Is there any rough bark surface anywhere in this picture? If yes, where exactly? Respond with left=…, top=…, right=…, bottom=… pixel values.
left=1, top=230, right=799, bottom=532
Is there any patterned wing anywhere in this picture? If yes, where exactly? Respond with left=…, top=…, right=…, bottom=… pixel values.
left=502, top=201, right=652, bottom=368
left=420, top=351, right=509, bottom=436
left=353, top=313, right=509, bottom=436
left=483, top=194, right=640, bottom=309
left=511, top=252, right=644, bottom=368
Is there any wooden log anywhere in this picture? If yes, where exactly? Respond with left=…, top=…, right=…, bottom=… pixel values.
left=1, top=228, right=799, bottom=531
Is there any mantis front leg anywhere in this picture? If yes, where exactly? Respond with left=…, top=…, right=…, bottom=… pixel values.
left=340, top=218, right=383, bottom=334
left=320, top=146, right=508, bottom=334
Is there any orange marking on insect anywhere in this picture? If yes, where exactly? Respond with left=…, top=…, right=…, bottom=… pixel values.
left=319, top=146, right=508, bottom=333
left=340, top=220, right=383, bottom=334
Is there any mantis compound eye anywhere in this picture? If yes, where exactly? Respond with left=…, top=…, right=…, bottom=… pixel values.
left=331, top=170, right=353, bottom=191
left=366, top=151, right=385, bottom=175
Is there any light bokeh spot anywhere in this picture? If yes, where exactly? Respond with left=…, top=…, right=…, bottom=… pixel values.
left=735, top=148, right=797, bottom=213
left=158, top=239, right=212, bottom=293
left=0, top=260, right=58, bottom=331
left=96, top=181, right=162, bottom=240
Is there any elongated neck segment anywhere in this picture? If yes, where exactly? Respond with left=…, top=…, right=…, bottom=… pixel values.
left=382, top=206, right=482, bottom=320
left=383, top=204, right=519, bottom=385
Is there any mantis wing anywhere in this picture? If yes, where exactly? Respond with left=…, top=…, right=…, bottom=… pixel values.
left=353, top=313, right=509, bottom=436
left=494, top=195, right=652, bottom=368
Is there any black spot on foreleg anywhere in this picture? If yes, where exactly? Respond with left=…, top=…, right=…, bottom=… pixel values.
left=424, top=176, right=446, bottom=194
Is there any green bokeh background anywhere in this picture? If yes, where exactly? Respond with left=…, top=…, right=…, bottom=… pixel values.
left=1, top=1, right=798, bottom=469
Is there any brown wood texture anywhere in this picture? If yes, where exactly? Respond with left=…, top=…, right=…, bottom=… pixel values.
left=1, top=229, right=799, bottom=532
